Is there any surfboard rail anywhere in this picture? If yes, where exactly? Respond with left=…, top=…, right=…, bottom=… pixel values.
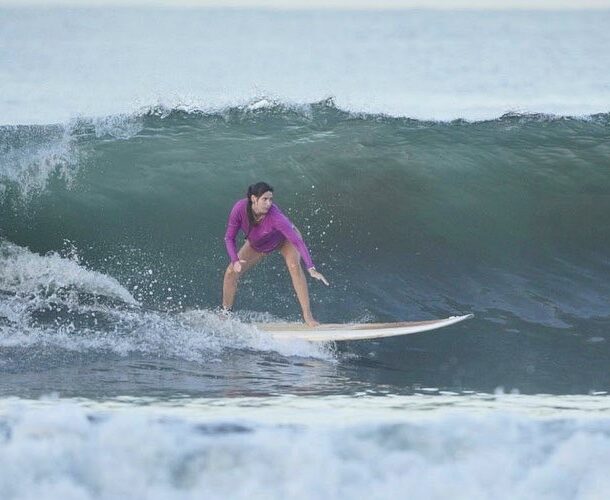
left=257, top=314, right=474, bottom=342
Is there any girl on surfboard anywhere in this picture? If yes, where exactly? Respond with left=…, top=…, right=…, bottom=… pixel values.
left=223, top=181, right=329, bottom=327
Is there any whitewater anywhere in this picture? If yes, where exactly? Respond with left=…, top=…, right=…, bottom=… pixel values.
left=1, top=6, right=610, bottom=499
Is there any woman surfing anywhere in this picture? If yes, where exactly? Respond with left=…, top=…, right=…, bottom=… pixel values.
left=223, top=182, right=329, bottom=327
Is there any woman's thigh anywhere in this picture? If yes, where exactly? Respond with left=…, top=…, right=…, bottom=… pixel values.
left=236, top=240, right=265, bottom=273
left=279, top=239, right=301, bottom=268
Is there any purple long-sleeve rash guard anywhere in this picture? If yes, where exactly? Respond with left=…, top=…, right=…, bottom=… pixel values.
left=224, top=198, right=315, bottom=270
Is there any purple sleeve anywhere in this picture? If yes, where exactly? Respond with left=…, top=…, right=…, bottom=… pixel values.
left=272, top=208, right=315, bottom=270
left=224, top=200, right=244, bottom=263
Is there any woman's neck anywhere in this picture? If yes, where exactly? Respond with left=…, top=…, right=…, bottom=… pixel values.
left=253, top=208, right=266, bottom=222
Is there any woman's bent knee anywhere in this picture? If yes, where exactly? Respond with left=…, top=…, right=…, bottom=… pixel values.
left=225, top=265, right=240, bottom=279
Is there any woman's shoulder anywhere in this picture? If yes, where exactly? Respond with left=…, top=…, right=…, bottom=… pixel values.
left=229, top=198, right=248, bottom=218
left=269, top=203, right=291, bottom=223
left=269, top=203, right=283, bottom=215
left=232, top=198, right=248, bottom=210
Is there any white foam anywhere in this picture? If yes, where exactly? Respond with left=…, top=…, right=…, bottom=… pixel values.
left=0, top=240, right=137, bottom=307
left=0, top=124, right=78, bottom=199
left=1, top=395, right=610, bottom=499
left=177, top=308, right=335, bottom=359
left=89, top=113, right=145, bottom=140
left=0, top=241, right=331, bottom=360
left=0, top=305, right=332, bottom=362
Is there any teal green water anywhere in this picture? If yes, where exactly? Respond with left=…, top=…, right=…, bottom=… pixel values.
left=1, top=104, right=610, bottom=395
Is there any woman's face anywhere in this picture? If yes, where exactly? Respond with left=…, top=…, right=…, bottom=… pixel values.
left=251, top=191, right=274, bottom=215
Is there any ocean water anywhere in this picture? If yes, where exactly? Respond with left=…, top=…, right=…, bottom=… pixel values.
left=1, top=6, right=610, bottom=499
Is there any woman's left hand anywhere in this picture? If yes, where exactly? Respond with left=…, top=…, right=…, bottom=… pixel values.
left=308, top=268, right=329, bottom=286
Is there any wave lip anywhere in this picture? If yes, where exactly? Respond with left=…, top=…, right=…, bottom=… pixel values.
left=0, top=240, right=137, bottom=306
left=2, top=101, right=609, bottom=202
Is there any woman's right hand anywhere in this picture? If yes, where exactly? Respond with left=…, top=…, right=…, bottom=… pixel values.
left=233, top=259, right=246, bottom=273
left=308, top=267, right=329, bottom=286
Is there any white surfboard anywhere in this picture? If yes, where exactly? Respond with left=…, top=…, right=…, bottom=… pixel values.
left=257, top=314, right=474, bottom=342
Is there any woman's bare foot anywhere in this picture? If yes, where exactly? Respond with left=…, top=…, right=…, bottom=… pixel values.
left=305, top=317, right=320, bottom=328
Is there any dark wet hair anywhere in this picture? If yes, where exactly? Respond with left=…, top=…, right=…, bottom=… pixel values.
left=246, top=181, right=274, bottom=226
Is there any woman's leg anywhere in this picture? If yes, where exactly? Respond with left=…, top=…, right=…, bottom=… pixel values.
left=222, top=241, right=264, bottom=310
left=279, top=240, right=319, bottom=327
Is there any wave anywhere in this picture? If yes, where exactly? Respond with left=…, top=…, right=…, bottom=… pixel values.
left=2, top=102, right=609, bottom=324
left=1, top=103, right=609, bottom=392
